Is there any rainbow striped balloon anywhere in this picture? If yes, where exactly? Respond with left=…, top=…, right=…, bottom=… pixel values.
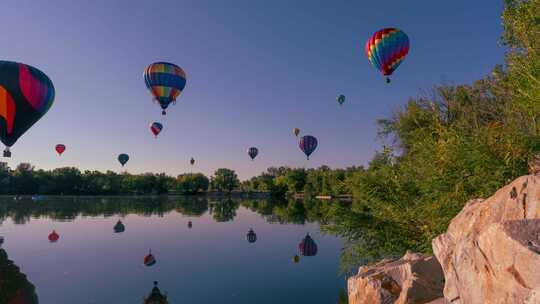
left=144, top=62, right=187, bottom=115
left=365, top=28, right=409, bottom=83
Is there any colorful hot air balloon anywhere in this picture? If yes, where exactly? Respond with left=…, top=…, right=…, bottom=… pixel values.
left=150, top=122, right=163, bottom=138
left=365, top=28, right=410, bottom=83
left=48, top=230, right=59, bottom=242
left=144, top=62, right=187, bottom=115
left=144, top=249, right=156, bottom=266
left=299, top=233, right=318, bottom=257
left=248, top=147, right=258, bottom=160
left=190, top=157, right=195, bottom=166
left=55, top=144, right=66, bottom=156
left=113, top=220, right=125, bottom=233
left=0, top=61, right=55, bottom=157
left=247, top=228, right=257, bottom=243
left=118, top=153, right=129, bottom=166
left=337, top=95, right=345, bottom=106
left=299, top=135, right=318, bottom=160
left=293, top=254, right=300, bottom=263
left=293, top=128, right=300, bottom=137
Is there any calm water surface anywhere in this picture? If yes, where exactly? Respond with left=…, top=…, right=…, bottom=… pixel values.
left=0, top=196, right=345, bottom=303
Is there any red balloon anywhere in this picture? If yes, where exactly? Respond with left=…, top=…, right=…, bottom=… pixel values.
left=55, top=144, right=66, bottom=155
left=48, top=230, right=59, bottom=242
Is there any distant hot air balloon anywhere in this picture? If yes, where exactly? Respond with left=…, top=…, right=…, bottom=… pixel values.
left=0, top=236, right=4, bottom=246
left=248, top=147, right=258, bottom=160
left=0, top=61, right=55, bottom=157
left=144, top=249, right=156, bottom=266
left=299, top=233, right=318, bottom=256
left=293, top=254, right=300, bottom=263
left=113, top=220, right=125, bottom=233
left=293, top=128, right=300, bottom=137
left=118, top=154, right=129, bottom=166
left=55, top=144, right=66, bottom=156
left=299, top=135, right=318, bottom=160
left=150, top=122, right=163, bottom=138
left=144, top=62, right=187, bottom=115
left=190, top=157, right=195, bottom=166
left=337, top=95, right=345, bottom=106
left=188, top=221, right=193, bottom=229
left=247, top=228, right=257, bottom=243
left=365, top=28, right=410, bottom=83
left=48, top=230, right=59, bottom=242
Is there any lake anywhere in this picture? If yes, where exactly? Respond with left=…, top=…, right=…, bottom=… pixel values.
left=0, top=196, right=346, bottom=303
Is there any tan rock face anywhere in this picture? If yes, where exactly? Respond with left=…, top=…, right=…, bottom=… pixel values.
left=433, top=175, right=540, bottom=304
left=348, top=251, right=444, bottom=304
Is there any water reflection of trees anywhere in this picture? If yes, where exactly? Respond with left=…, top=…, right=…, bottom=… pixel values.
left=0, top=248, right=39, bottom=304
left=0, top=196, right=209, bottom=224
left=209, top=198, right=240, bottom=222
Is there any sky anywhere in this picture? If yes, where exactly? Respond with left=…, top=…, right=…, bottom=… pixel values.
left=1, top=0, right=505, bottom=179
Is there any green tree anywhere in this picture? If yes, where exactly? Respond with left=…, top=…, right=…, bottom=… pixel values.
left=176, top=173, right=209, bottom=194
left=211, top=168, right=239, bottom=193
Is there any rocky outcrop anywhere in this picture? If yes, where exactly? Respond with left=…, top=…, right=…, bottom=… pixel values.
left=433, top=175, right=540, bottom=304
left=0, top=248, right=39, bottom=304
left=348, top=250, right=445, bottom=304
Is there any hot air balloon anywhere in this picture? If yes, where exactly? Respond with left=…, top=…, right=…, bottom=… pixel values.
left=113, top=220, right=125, bottom=233
left=337, top=95, right=345, bottom=106
left=150, top=122, right=163, bottom=138
left=144, top=62, right=187, bottom=115
left=247, top=228, right=257, bottom=243
left=144, top=281, right=168, bottom=304
left=293, top=128, right=300, bottom=137
left=365, top=28, right=410, bottom=83
left=118, top=154, right=129, bottom=166
left=187, top=221, right=193, bottom=229
left=299, top=233, right=318, bottom=256
left=293, top=254, right=300, bottom=263
left=190, top=157, right=195, bottom=166
left=299, top=135, right=318, bottom=160
left=48, top=230, right=59, bottom=242
left=0, top=61, right=55, bottom=157
left=55, top=144, right=66, bottom=156
left=144, top=249, right=156, bottom=266
left=248, top=147, right=258, bottom=160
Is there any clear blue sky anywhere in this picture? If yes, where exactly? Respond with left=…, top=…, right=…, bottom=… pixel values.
left=1, top=0, right=504, bottom=179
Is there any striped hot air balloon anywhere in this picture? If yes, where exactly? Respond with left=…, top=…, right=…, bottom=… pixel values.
left=247, top=228, right=257, bottom=243
left=150, top=122, right=163, bottom=138
left=248, top=147, right=258, bottom=160
left=55, top=144, right=66, bottom=156
left=299, top=135, right=318, bottom=160
left=299, top=233, right=318, bottom=257
left=144, top=62, right=187, bottom=115
left=365, top=28, right=410, bottom=83
left=0, top=61, right=55, bottom=157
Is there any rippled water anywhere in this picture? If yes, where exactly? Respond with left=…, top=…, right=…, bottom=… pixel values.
left=0, top=196, right=345, bottom=303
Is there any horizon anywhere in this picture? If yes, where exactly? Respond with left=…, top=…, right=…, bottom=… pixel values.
left=1, top=0, right=504, bottom=179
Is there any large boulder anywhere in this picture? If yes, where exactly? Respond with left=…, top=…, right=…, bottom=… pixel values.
left=433, top=175, right=540, bottom=303
left=348, top=250, right=445, bottom=304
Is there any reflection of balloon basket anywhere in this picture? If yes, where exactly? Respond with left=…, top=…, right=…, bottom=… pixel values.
left=3, top=148, right=11, bottom=158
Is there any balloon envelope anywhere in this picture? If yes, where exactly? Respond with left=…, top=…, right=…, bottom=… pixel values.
left=144, top=62, right=187, bottom=115
left=299, top=233, right=318, bottom=256
left=365, top=28, right=409, bottom=82
left=118, top=154, right=129, bottom=166
left=48, top=230, right=59, bottom=242
left=337, top=95, right=345, bottom=105
left=299, top=135, right=318, bottom=159
left=55, top=144, right=66, bottom=155
left=248, top=147, right=258, bottom=160
left=190, top=157, right=195, bottom=165
left=293, top=128, right=300, bottom=137
left=0, top=61, right=55, bottom=149
left=150, top=122, right=163, bottom=137
left=247, top=229, right=257, bottom=243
